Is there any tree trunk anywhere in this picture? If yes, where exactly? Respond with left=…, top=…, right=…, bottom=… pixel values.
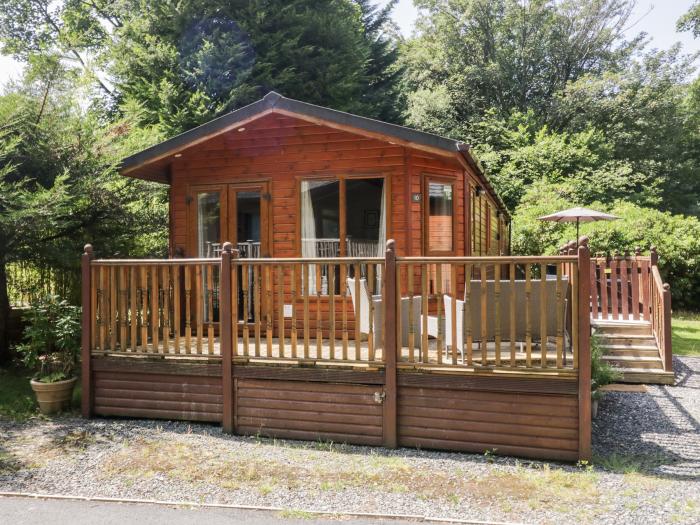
left=0, top=261, right=10, bottom=366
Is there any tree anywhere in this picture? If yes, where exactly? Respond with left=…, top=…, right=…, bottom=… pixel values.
left=402, top=0, right=641, bottom=135
left=1, top=0, right=406, bottom=134
left=0, top=67, right=167, bottom=364
left=678, top=1, right=700, bottom=38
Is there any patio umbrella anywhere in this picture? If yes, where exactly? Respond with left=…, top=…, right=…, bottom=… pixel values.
left=538, top=207, right=619, bottom=247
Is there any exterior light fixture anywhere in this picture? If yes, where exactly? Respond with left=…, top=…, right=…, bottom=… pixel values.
left=475, top=186, right=483, bottom=196
left=237, top=127, right=246, bottom=132
left=174, top=153, right=182, bottom=158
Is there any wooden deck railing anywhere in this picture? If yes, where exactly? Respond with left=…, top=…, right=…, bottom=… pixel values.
left=588, top=251, right=652, bottom=322
left=650, top=263, right=673, bottom=371
left=89, top=258, right=221, bottom=356
left=82, top=243, right=591, bottom=376
left=394, top=256, right=582, bottom=371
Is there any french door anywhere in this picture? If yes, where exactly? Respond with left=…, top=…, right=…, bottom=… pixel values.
left=188, top=182, right=271, bottom=324
left=188, top=181, right=271, bottom=259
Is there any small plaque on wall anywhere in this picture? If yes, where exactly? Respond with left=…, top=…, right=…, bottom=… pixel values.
left=411, top=193, right=422, bottom=202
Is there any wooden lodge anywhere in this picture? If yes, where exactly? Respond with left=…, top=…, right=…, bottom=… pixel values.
left=79, top=92, right=671, bottom=462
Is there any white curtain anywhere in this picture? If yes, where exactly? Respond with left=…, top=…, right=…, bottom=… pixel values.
left=300, top=181, right=318, bottom=294
left=376, top=180, right=387, bottom=257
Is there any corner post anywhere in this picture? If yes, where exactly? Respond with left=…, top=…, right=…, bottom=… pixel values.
left=650, top=246, right=658, bottom=266
left=81, top=244, right=94, bottom=418
left=577, top=244, right=592, bottom=460
left=220, top=242, right=234, bottom=433
left=383, top=239, right=398, bottom=448
left=663, top=283, right=673, bottom=372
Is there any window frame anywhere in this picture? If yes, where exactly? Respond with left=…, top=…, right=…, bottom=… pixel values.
left=295, top=174, right=390, bottom=257
left=423, top=174, right=457, bottom=256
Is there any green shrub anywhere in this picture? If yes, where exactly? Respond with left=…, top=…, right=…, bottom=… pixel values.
left=15, top=295, right=81, bottom=383
left=590, top=335, right=621, bottom=400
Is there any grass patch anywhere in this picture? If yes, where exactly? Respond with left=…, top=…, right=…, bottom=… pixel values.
left=0, top=367, right=82, bottom=421
left=0, top=367, right=37, bottom=421
left=672, top=312, right=700, bottom=356
left=102, top=439, right=601, bottom=508
left=593, top=452, right=672, bottom=476
left=277, top=509, right=316, bottom=520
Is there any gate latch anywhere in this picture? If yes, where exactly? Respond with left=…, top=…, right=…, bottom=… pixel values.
left=373, top=391, right=386, bottom=404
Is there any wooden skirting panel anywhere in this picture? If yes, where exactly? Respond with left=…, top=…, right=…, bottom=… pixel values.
left=88, top=358, right=584, bottom=461
left=235, top=378, right=384, bottom=446
left=92, top=359, right=223, bottom=423
left=398, top=384, right=579, bottom=461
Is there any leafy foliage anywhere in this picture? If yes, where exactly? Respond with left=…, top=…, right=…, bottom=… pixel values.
left=512, top=181, right=700, bottom=310
left=15, top=294, right=81, bottom=382
left=590, top=334, right=621, bottom=400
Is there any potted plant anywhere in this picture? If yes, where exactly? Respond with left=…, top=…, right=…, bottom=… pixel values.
left=15, top=294, right=81, bottom=415
left=590, top=334, right=621, bottom=418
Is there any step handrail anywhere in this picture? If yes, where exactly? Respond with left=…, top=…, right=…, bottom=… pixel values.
left=650, top=263, right=672, bottom=371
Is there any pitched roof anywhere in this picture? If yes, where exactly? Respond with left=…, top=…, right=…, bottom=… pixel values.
left=119, top=91, right=509, bottom=218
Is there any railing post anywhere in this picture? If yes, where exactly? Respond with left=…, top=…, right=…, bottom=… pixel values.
left=81, top=244, right=94, bottom=418
left=577, top=244, right=591, bottom=460
left=383, top=240, right=398, bottom=448
left=663, top=283, right=673, bottom=372
left=220, top=242, right=234, bottom=433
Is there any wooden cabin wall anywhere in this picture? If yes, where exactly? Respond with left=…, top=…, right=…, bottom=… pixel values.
left=167, top=112, right=500, bottom=259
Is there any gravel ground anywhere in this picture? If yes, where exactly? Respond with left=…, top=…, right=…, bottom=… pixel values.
left=1, top=356, right=698, bottom=525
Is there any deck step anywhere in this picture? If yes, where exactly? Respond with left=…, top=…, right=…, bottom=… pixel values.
left=600, top=338, right=658, bottom=353
left=602, top=347, right=661, bottom=358
left=614, top=368, right=675, bottom=385
left=592, top=321, right=652, bottom=336
left=602, top=355, right=663, bottom=369
left=598, top=334, right=657, bottom=345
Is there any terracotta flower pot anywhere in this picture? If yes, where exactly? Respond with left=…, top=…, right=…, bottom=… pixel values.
left=30, top=377, right=77, bottom=415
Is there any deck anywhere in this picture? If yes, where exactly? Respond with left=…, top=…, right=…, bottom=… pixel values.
left=80, top=242, right=632, bottom=462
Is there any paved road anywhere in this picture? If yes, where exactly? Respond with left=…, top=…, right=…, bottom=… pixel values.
left=0, top=496, right=433, bottom=525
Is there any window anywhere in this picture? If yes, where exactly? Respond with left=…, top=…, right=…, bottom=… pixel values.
left=425, top=179, right=454, bottom=254
left=300, top=176, right=386, bottom=293
left=300, top=177, right=386, bottom=258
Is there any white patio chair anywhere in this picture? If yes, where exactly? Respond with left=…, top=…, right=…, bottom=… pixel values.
left=347, top=278, right=422, bottom=350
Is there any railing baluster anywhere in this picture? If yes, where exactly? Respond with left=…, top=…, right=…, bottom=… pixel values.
left=330, top=264, right=337, bottom=360
left=130, top=266, right=138, bottom=352
left=450, top=264, right=458, bottom=365
left=151, top=265, right=160, bottom=353
left=465, top=263, right=473, bottom=367
left=277, top=265, right=284, bottom=359
left=110, top=266, right=117, bottom=351
left=184, top=265, right=192, bottom=354
left=266, top=265, right=273, bottom=357
left=316, top=264, right=322, bottom=359
left=303, top=263, right=310, bottom=359
left=253, top=264, right=261, bottom=358
left=172, top=265, right=180, bottom=353
left=436, top=264, right=443, bottom=365
left=407, top=264, right=415, bottom=363
left=242, top=264, right=250, bottom=357
left=540, top=263, right=547, bottom=368
left=291, top=264, right=298, bottom=358
left=421, top=264, right=428, bottom=363
left=556, top=263, right=564, bottom=368
left=494, top=263, right=501, bottom=367
left=162, top=265, right=170, bottom=354
left=479, top=263, right=487, bottom=366
left=525, top=265, right=532, bottom=367
left=509, top=262, right=515, bottom=367
left=140, top=266, right=148, bottom=352
left=354, top=264, right=361, bottom=361
left=195, top=264, right=202, bottom=355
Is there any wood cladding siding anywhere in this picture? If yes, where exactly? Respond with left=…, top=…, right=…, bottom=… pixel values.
left=168, top=113, right=484, bottom=258
left=235, top=378, right=384, bottom=446
left=93, top=369, right=223, bottom=423
left=88, top=357, right=582, bottom=461
left=398, top=385, right=579, bottom=461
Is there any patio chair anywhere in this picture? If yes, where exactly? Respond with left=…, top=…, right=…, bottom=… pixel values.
left=442, top=278, right=569, bottom=355
left=347, top=278, right=422, bottom=350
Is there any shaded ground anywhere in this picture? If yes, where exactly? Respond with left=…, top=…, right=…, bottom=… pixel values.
left=0, top=357, right=698, bottom=525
